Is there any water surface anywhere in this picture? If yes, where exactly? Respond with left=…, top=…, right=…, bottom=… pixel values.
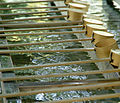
left=0, top=0, right=120, bottom=102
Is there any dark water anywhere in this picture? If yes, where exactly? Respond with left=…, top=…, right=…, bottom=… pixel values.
left=0, top=0, right=120, bottom=102
left=102, top=0, right=120, bottom=47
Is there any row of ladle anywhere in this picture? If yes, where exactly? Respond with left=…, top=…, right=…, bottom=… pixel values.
left=65, top=0, right=120, bottom=67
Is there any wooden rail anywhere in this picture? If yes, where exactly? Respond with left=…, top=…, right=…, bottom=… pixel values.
left=0, top=15, right=68, bottom=22
left=0, top=58, right=110, bottom=72
left=0, top=25, right=84, bottom=33
left=0, top=38, right=92, bottom=48
left=0, top=81, right=120, bottom=98
left=0, top=9, right=67, bottom=17
left=16, top=78, right=120, bottom=91
left=0, top=21, right=81, bottom=28
left=0, top=0, right=64, bottom=5
left=0, top=30, right=85, bottom=37
left=0, top=48, right=95, bottom=54
left=1, top=68, right=120, bottom=82
left=0, top=6, right=67, bottom=10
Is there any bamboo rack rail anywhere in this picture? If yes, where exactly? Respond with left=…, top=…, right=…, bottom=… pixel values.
left=0, top=38, right=92, bottom=48
left=0, top=15, right=68, bottom=22
left=0, top=6, right=67, bottom=10
left=0, top=30, right=85, bottom=37
left=0, top=25, right=84, bottom=33
left=0, top=48, right=95, bottom=54
left=0, top=0, right=64, bottom=5
left=0, top=81, right=120, bottom=98
left=0, top=68, right=120, bottom=82
left=18, top=78, right=120, bottom=91
left=0, top=9, right=67, bottom=17
left=18, top=78, right=120, bottom=87
left=0, top=58, right=110, bottom=72
left=0, top=21, right=81, bottom=28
